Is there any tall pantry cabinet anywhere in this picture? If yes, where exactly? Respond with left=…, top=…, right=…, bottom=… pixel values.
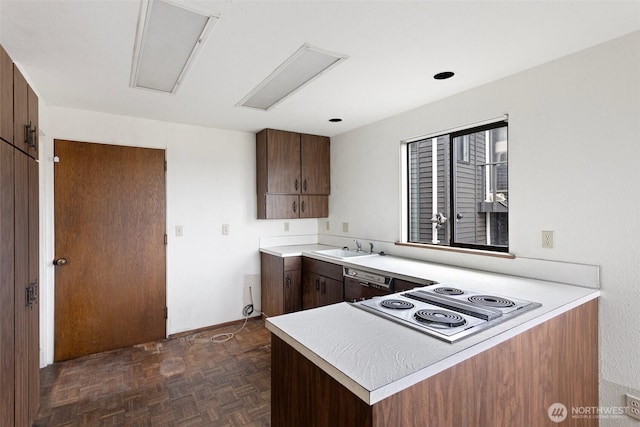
left=0, top=44, right=40, bottom=427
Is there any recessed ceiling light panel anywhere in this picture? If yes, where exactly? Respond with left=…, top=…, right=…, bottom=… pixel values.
left=238, top=44, right=349, bottom=111
left=130, top=0, right=218, bottom=94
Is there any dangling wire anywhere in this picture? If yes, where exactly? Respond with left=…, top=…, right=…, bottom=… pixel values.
left=210, top=287, right=254, bottom=344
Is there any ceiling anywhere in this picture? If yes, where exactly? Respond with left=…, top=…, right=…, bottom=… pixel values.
left=1, top=0, right=639, bottom=137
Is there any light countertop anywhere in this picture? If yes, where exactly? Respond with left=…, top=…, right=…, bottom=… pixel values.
left=262, top=244, right=600, bottom=405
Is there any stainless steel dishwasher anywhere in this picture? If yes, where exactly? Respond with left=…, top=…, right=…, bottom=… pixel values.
left=343, top=266, right=393, bottom=302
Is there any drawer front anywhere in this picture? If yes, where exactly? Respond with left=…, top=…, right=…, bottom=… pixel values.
left=302, top=257, right=342, bottom=282
left=283, top=256, right=302, bottom=271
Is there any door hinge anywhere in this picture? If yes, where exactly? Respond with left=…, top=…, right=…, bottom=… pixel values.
left=164, top=234, right=168, bottom=245
left=164, top=307, right=168, bottom=319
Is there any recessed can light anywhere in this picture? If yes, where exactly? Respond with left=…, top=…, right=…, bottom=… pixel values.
left=329, top=118, right=342, bottom=123
left=434, top=71, right=455, bottom=80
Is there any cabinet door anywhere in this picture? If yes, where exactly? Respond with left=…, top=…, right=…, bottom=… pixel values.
left=27, top=157, right=39, bottom=420
left=266, top=129, right=300, bottom=193
left=13, top=66, right=28, bottom=153
left=260, top=252, right=284, bottom=317
left=27, top=86, right=38, bottom=158
left=302, top=272, right=319, bottom=310
left=299, top=195, right=328, bottom=218
left=0, top=46, right=13, bottom=145
left=0, top=141, right=14, bottom=426
left=265, top=194, right=300, bottom=219
left=318, top=276, right=343, bottom=307
left=13, top=150, right=29, bottom=427
left=300, top=134, right=329, bottom=194
left=283, top=270, right=302, bottom=313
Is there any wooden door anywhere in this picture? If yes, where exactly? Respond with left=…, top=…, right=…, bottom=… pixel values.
left=27, top=156, right=39, bottom=421
left=301, top=272, right=319, bottom=310
left=0, top=46, right=13, bottom=145
left=283, top=269, right=302, bottom=313
left=26, top=85, right=38, bottom=158
left=300, top=134, right=329, bottom=194
left=299, top=195, right=328, bottom=218
left=13, top=66, right=27, bottom=153
left=265, top=129, right=300, bottom=194
left=0, top=141, right=14, bottom=426
left=265, top=194, right=299, bottom=219
left=318, top=277, right=343, bottom=307
left=53, top=140, right=166, bottom=361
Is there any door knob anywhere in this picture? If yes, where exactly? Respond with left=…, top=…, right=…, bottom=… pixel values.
left=53, top=258, right=68, bottom=266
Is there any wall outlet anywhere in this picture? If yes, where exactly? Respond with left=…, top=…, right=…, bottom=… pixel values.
left=542, top=230, right=553, bottom=248
left=325, top=220, right=330, bottom=231
left=342, top=222, right=349, bottom=233
left=628, top=394, right=640, bottom=420
left=222, top=224, right=230, bottom=235
left=175, top=225, right=183, bottom=237
left=284, top=222, right=289, bottom=232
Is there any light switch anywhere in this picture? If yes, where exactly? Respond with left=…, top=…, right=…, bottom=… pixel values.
left=222, top=224, right=230, bottom=235
left=175, top=225, right=183, bottom=237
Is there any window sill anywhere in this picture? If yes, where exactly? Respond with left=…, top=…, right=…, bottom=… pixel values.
left=395, top=242, right=515, bottom=259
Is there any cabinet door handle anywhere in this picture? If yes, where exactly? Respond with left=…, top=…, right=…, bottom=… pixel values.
left=321, top=280, right=326, bottom=294
left=315, top=279, right=319, bottom=291
left=24, top=124, right=30, bottom=147
left=285, top=275, right=291, bottom=288
left=25, top=286, right=31, bottom=308
left=303, top=179, right=307, bottom=192
left=292, top=201, right=297, bottom=213
left=29, top=125, right=37, bottom=148
left=295, top=179, right=299, bottom=191
left=301, top=201, right=305, bottom=212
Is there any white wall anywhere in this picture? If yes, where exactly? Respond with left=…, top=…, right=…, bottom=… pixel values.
left=38, top=106, right=319, bottom=365
left=323, top=31, right=640, bottom=424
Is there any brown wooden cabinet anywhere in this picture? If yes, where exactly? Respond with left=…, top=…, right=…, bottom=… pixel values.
left=13, top=65, right=38, bottom=159
left=256, top=129, right=330, bottom=219
left=0, top=46, right=13, bottom=145
left=260, top=253, right=302, bottom=317
left=0, top=44, right=40, bottom=427
left=302, top=257, right=343, bottom=310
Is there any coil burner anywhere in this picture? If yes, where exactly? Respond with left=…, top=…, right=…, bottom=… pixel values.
left=432, top=287, right=465, bottom=296
left=468, top=295, right=516, bottom=308
left=414, top=309, right=466, bottom=328
left=380, top=299, right=414, bottom=310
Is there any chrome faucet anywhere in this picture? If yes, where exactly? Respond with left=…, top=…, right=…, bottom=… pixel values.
left=354, top=239, right=362, bottom=252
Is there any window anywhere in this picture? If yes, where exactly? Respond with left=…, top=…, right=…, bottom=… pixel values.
left=407, top=121, right=508, bottom=252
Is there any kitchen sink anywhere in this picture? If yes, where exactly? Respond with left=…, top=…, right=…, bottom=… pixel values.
left=313, top=248, right=376, bottom=259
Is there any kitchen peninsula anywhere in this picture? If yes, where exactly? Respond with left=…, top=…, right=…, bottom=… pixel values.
left=263, top=246, right=599, bottom=426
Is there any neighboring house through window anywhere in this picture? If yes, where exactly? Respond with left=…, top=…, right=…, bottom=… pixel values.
left=406, top=120, right=508, bottom=252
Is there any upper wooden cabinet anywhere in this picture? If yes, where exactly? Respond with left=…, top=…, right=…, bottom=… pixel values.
left=13, top=66, right=38, bottom=159
left=0, top=46, right=13, bottom=145
left=257, top=128, right=330, bottom=219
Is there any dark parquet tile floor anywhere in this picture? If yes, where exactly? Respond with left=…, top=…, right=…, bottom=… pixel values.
left=35, top=318, right=271, bottom=427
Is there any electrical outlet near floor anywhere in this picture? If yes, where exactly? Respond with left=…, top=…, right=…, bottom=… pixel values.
left=628, top=394, right=640, bottom=420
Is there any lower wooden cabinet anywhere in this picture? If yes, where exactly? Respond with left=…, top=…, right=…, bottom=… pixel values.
left=301, top=258, right=343, bottom=310
left=0, top=142, right=39, bottom=426
left=302, top=273, right=343, bottom=309
left=260, top=253, right=302, bottom=317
